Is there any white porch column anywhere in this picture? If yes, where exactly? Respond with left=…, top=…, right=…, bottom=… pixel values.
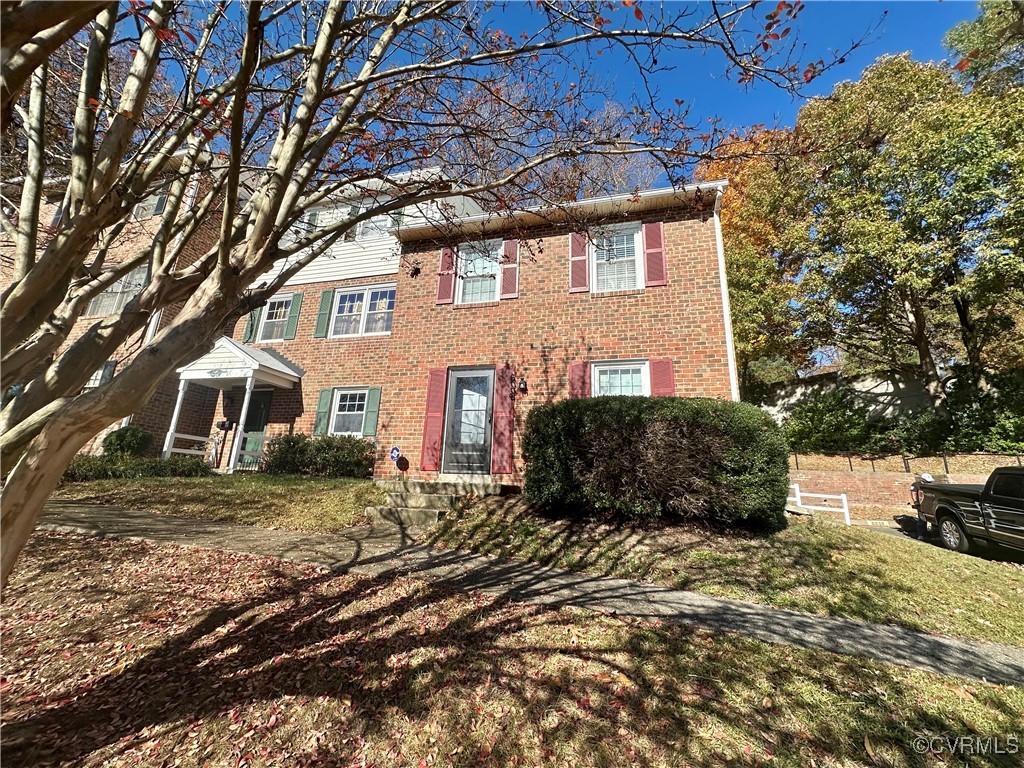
left=161, top=379, right=189, bottom=458
left=228, top=374, right=256, bottom=472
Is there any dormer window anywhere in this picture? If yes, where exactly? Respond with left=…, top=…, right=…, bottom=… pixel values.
left=133, top=193, right=167, bottom=220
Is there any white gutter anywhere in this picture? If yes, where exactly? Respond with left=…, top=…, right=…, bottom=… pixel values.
left=393, top=180, right=729, bottom=239
left=713, top=188, right=740, bottom=402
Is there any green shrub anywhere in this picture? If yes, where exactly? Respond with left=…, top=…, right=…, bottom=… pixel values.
left=782, top=388, right=887, bottom=454
left=262, top=434, right=313, bottom=475
left=522, top=397, right=789, bottom=529
left=102, top=425, right=155, bottom=457
left=63, top=455, right=213, bottom=482
left=263, top=434, right=374, bottom=478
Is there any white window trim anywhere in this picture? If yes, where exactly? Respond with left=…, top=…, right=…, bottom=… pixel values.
left=132, top=193, right=167, bottom=220
left=256, top=293, right=294, bottom=343
left=590, top=222, right=644, bottom=294
left=591, top=359, right=651, bottom=397
left=329, top=387, right=369, bottom=436
left=86, top=264, right=149, bottom=316
left=455, top=239, right=501, bottom=305
left=328, top=283, right=397, bottom=338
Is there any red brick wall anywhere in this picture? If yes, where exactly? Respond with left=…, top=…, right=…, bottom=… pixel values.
left=379, top=206, right=732, bottom=479
left=209, top=204, right=734, bottom=479
left=790, top=470, right=991, bottom=507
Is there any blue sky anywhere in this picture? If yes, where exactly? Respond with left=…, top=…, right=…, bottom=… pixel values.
left=494, top=0, right=979, bottom=132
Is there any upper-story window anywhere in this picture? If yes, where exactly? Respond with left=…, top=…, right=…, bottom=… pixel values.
left=592, top=224, right=642, bottom=292
left=86, top=264, right=148, bottom=316
left=82, top=361, right=117, bottom=393
left=133, top=193, right=167, bottom=220
left=591, top=360, right=650, bottom=397
left=345, top=203, right=404, bottom=241
left=258, top=294, right=294, bottom=342
left=456, top=239, right=501, bottom=305
left=331, top=284, right=396, bottom=336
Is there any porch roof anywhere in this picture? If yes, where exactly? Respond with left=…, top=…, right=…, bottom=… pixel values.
left=176, top=336, right=304, bottom=390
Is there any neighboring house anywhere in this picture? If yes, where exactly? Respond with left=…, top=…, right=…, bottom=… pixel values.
left=163, top=180, right=739, bottom=480
left=761, top=369, right=934, bottom=424
left=0, top=174, right=221, bottom=455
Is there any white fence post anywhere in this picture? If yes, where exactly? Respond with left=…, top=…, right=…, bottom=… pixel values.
left=841, top=493, right=850, bottom=526
left=794, top=483, right=802, bottom=508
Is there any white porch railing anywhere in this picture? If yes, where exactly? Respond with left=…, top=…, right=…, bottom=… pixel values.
left=163, top=432, right=211, bottom=458
left=233, top=430, right=266, bottom=471
left=787, top=483, right=851, bottom=526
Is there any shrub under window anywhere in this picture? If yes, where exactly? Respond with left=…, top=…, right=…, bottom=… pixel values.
left=263, top=433, right=374, bottom=478
left=522, top=396, right=789, bottom=529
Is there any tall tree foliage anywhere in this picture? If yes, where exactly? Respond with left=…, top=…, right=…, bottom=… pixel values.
left=0, top=0, right=851, bottom=587
left=946, top=0, right=1024, bottom=93
left=695, top=128, right=812, bottom=400
left=796, top=55, right=1023, bottom=408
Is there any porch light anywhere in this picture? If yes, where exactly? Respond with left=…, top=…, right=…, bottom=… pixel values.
left=518, top=377, right=528, bottom=395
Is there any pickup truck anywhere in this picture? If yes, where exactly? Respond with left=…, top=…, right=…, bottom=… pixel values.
left=914, top=466, right=1024, bottom=554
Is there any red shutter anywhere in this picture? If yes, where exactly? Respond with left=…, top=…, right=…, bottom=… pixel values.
left=491, top=364, right=515, bottom=474
left=500, top=240, right=519, bottom=299
left=643, top=222, right=667, bottom=287
left=568, top=361, right=591, bottom=398
left=420, top=368, right=447, bottom=471
left=436, top=247, right=455, bottom=305
left=568, top=232, right=589, bottom=293
left=650, top=359, right=675, bottom=396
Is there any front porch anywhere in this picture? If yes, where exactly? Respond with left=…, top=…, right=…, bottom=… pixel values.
left=162, top=337, right=304, bottom=472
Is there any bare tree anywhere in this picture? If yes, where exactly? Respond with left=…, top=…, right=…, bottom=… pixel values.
left=0, top=0, right=855, bottom=587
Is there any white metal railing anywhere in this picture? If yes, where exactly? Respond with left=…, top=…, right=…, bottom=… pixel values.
left=165, top=432, right=211, bottom=458
left=234, top=430, right=266, bottom=470
left=787, top=483, right=851, bottom=526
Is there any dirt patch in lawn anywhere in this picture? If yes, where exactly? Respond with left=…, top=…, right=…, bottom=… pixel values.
left=3, top=532, right=1022, bottom=768
left=424, top=497, right=1024, bottom=646
left=53, top=474, right=384, bottom=532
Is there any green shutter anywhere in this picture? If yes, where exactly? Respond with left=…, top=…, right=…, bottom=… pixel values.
left=284, top=292, right=303, bottom=340
left=242, top=307, right=262, bottom=343
left=313, top=289, right=335, bottom=338
left=313, top=388, right=333, bottom=435
left=362, top=387, right=381, bottom=436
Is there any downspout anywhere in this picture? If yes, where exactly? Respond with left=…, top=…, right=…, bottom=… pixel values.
left=713, top=187, right=741, bottom=402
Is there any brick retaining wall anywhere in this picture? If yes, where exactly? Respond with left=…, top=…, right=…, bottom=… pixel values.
left=789, top=470, right=990, bottom=507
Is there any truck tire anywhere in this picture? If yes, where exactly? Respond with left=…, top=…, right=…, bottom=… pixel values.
left=938, top=514, right=971, bottom=554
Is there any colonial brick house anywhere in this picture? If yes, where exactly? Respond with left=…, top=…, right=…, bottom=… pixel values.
left=162, top=180, right=738, bottom=481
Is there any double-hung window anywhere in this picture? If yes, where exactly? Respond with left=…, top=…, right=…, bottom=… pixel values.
left=331, top=389, right=368, bottom=435
left=592, top=360, right=650, bottom=397
left=258, top=295, right=293, bottom=342
left=86, top=264, right=149, bottom=316
left=133, top=193, right=167, bottom=220
left=456, top=239, right=501, bottom=305
left=82, top=361, right=118, bottom=393
left=331, top=285, right=396, bottom=337
left=592, top=224, right=642, bottom=292
left=344, top=204, right=404, bottom=241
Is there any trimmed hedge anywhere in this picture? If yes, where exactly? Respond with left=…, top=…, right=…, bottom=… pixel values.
left=263, top=433, right=374, bottom=478
left=102, top=425, right=155, bottom=457
left=522, top=396, right=789, bottom=529
left=63, top=455, right=213, bottom=482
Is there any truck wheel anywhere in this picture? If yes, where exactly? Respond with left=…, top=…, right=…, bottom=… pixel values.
left=938, top=515, right=971, bottom=554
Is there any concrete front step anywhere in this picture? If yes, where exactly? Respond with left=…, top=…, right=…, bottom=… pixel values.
left=376, top=479, right=518, bottom=497
left=365, top=506, right=439, bottom=527
left=385, top=492, right=457, bottom=510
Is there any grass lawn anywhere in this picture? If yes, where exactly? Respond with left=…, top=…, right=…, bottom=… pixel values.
left=424, top=497, right=1024, bottom=647
left=3, top=533, right=1022, bottom=768
left=53, top=474, right=384, bottom=532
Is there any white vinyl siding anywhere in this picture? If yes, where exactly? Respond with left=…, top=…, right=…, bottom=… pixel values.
left=258, top=197, right=482, bottom=288
left=592, top=224, right=642, bottom=292
left=330, top=285, right=396, bottom=337
left=258, top=295, right=293, bottom=342
left=592, top=360, right=650, bottom=397
left=331, top=389, right=368, bottom=435
left=86, top=264, right=148, bottom=316
left=456, top=240, right=501, bottom=305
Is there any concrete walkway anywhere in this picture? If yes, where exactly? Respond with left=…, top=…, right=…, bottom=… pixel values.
left=40, top=502, right=1024, bottom=686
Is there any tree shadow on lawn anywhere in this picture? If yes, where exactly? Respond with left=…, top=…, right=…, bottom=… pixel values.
left=4, top=534, right=1021, bottom=768
left=422, top=497, right=956, bottom=634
